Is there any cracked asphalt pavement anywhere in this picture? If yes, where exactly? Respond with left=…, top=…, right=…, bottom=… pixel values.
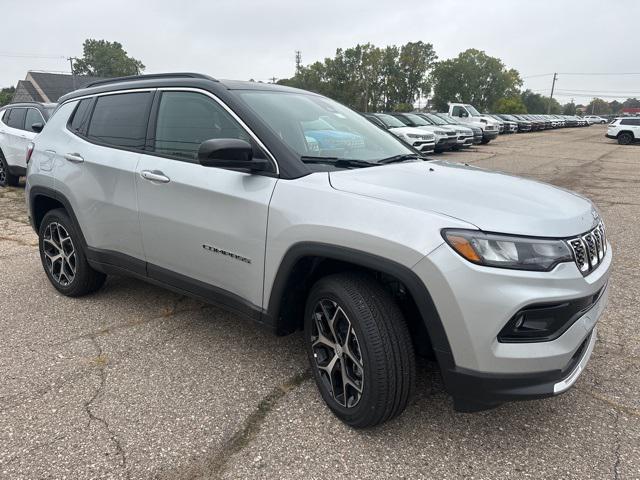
left=1, top=126, right=639, bottom=479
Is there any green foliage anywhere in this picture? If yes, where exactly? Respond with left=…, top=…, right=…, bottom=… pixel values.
left=520, top=89, right=561, bottom=114
left=494, top=96, right=527, bottom=114
left=622, top=97, right=640, bottom=109
left=277, top=41, right=436, bottom=112
left=0, top=86, right=16, bottom=107
left=586, top=98, right=611, bottom=115
left=73, top=39, right=145, bottom=77
left=430, top=49, right=522, bottom=112
left=563, top=102, right=577, bottom=115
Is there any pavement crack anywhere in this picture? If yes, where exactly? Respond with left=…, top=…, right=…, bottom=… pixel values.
left=612, top=410, right=621, bottom=480
left=204, top=369, right=311, bottom=479
left=83, top=336, right=131, bottom=480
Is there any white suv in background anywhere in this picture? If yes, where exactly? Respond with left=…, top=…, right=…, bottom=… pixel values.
left=584, top=115, right=608, bottom=125
left=0, top=102, right=56, bottom=187
left=606, top=117, right=640, bottom=145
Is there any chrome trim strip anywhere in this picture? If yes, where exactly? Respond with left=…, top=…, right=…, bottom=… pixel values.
left=553, top=327, right=597, bottom=394
left=59, top=87, right=280, bottom=175
left=158, top=87, right=279, bottom=175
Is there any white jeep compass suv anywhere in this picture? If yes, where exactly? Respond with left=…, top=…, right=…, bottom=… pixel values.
left=0, top=102, right=56, bottom=187
left=26, top=74, right=611, bottom=427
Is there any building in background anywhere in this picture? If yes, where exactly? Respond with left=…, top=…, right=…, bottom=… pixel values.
left=12, top=71, right=105, bottom=103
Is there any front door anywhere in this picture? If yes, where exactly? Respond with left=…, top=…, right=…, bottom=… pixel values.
left=135, top=90, right=278, bottom=312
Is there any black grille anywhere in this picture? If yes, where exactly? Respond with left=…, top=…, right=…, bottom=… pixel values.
left=566, top=222, right=607, bottom=275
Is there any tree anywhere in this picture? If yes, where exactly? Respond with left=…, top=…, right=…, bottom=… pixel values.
left=520, top=89, right=561, bottom=114
left=277, top=41, right=436, bottom=112
left=586, top=98, right=611, bottom=115
left=430, top=49, right=522, bottom=112
left=73, top=39, right=145, bottom=77
left=563, top=102, right=577, bottom=115
left=494, top=96, right=527, bottom=114
left=608, top=100, right=622, bottom=114
left=622, top=97, right=640, bottom=109
left=0, top=86, right=15, bottom=107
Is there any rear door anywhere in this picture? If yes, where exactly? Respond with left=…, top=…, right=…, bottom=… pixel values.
left=55, top=92, right=152, bottom=267
left=135, top=89, right=278, bottom=312
left=2, top=107, right=28, bottom=167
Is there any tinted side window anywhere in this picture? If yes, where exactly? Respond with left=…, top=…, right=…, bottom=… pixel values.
left=452, top=106, right=464, bottom=117
left=7, top=108, right=27, bottom=130
left=25, top=108, right=44, bottom=132
left=87, top=92, right=152, bottom=149
left=152, top=91, right=250, bottom=161
left=1, top=109, right=8, bottom=124
left=621, top=118, right=640, bottom=126
left=69, top=98, right=94, bottom=134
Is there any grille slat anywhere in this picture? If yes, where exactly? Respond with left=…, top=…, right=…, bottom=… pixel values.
left=566, top=222, right=607, bottom=276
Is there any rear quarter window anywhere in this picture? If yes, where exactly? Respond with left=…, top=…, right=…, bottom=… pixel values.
left=6, top=108, right=27, bottom=130
left=86, top=92, right=153, bottom=149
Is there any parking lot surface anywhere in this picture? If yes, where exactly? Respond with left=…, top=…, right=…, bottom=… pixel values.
left=1, top=126, right=638, bottom=479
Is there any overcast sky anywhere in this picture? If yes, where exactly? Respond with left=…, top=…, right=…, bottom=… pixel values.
left=2, top=0, right=639, bottom=105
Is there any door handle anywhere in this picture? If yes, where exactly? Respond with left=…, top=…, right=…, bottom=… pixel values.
left=141, top=170, right=170, bottom=183
left=64, top=153, right=84, bottom=163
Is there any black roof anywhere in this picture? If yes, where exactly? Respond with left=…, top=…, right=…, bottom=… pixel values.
left=57, top=73, right=308, bottom=103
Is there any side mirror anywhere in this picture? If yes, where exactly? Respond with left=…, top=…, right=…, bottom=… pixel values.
left=31, top=122, right=44, bottom=133
left=197, top=138, right=269, bottom=171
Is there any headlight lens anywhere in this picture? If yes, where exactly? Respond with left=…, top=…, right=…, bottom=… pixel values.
left=435, top=130, right=448, bottom=135
left=442, top=229, right=574, bottom=271
left=407, top=133, right=433, bottom=140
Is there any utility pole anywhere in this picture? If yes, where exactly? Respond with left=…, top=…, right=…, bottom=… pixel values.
left=269, top=76, right=278, bottom=84
left=547, top=72, right=557, bottom=114
left=295, top=50, right=302, bottom=74
left=67, top=57, right=77, bottom=90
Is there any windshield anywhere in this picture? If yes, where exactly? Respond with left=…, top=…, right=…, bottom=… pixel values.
left=423, top=113, right=447, bottom=125
left=238, top=91, right=413, bottom=164
left=375, top=114, right=406, bottom=128
left=404, top=114, right=431, bottom=126
left=466, top=105, right=482, bottom=116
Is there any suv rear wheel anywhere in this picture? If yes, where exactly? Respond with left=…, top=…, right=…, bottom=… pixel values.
left=304, top=273, right=415, bottom=428
left=38, top=209, right=106, bottom=296
left=0, top=152, right=20, bottom=187
left=617, top=132, right=634, bottom=145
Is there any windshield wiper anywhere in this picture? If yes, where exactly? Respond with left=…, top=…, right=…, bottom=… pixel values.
left=300, top=156, right=375, bottom=168
left=378, top=153, right=423, bottom=164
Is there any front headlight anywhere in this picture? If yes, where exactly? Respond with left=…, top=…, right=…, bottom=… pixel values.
left=435, top=130, right=448, bottom=135
left=407, top=133, right=433, bottom=140
left=442, top=229, right=574, bottom=271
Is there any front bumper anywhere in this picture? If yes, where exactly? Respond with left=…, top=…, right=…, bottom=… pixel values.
left=605, top=134, right=617, bottom=139
left=412, top=239, right=611, bottom=410
left=483, top=130, right=499, bottom=140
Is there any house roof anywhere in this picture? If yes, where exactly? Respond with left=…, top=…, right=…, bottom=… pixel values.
left=12, top=80, right=44, bottom=103
left=11, top=71, right=107, bottom=104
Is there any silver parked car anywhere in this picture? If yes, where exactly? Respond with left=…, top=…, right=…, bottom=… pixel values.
left=26, top=73, right=611, bottom=427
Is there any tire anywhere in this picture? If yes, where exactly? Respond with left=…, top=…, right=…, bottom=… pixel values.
left=304, top=272, right=416, bottom=428
left=0, top=152, right=20, bottom=187
left=38, top=209, right=106, bottom=296
left=480, top=138, right=490, bottom=144
left=617, top=132, right=633, bottom=145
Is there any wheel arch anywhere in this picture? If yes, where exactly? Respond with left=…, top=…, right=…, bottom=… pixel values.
left=29, top=186, right=88, bottom=249
left=616, top=130, right=634, bottom=138
left=265, top=242, right=456, bottom=369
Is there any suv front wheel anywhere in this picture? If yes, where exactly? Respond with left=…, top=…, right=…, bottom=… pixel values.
left=38, top=209, right=106, bottom=296
left=304, top=273, right=416, bottom=428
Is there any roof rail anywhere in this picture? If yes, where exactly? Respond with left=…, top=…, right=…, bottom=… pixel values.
left=85, top=72, right=218, bottom=88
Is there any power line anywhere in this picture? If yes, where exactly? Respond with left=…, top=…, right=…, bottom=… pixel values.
left=0, top=52, right=66, bottom=59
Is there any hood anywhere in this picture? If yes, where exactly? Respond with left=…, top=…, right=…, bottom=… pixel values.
left=472, top=115, right=500, bottom=126
left=329, top=160, right=598, bottom=238
left=389, top=126, right=435, bottom=139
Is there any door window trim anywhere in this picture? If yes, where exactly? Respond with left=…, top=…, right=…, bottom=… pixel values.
left=25, top=108, right=46, bottom=132
left=60, top=87, right=279, bottom=175
left=154, top=87, right=279, bottom=175
left=63, top=88, right=156, bottom=154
